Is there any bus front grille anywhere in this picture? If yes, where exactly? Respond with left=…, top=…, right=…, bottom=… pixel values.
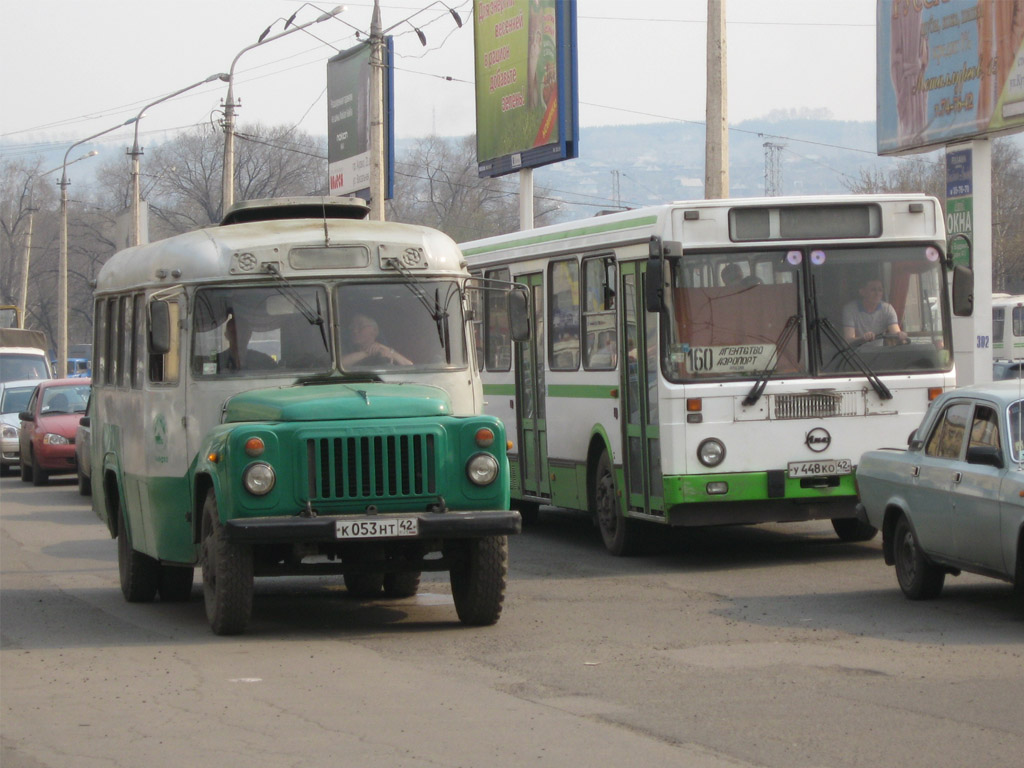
left=306, top=434, right=438, bottom=501
left=772, top=391, right=859, bottom=419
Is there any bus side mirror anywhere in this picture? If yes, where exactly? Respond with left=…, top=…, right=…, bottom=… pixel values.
left=951, top=264, right=973, bottom=317
left=509, top=290, right=531, bottom=342
left=645, top=260, right=664, bottom=313
left=149, top=301, right=172, bottom=354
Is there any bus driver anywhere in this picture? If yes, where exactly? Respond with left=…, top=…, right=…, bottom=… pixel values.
left=842, top=278, right=908, bottom=345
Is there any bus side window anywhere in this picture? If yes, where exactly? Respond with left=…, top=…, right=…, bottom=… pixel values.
left=149, top=300, right=181, bottom=385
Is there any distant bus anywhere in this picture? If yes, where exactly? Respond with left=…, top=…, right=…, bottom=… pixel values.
left=89, top=197, right=526, bottom=634
left=992, top=294, right=1024, bottom=362
left=462, top=195, right=960, bottom=555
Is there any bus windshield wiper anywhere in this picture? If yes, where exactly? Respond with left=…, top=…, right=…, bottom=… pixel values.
left=743, top=314, right=800, bottom=406
left=383, top=257, right=457, bottom=360
left=263, top=263, right=328, bottom=353
left=818, top=317, right=893, bottom=400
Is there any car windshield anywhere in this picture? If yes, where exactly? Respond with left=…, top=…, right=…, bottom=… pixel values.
left=41, top=385, right=90, bottom=414
left=1, top=386, right=35, bottom=414
left=0, top=354, right=49, bottom=382
left=1009, top=400, right=1023, bottom=464
left=663, top=244, right=951, bottom=382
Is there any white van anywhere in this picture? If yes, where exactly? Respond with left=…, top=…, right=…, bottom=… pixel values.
left=0, top=329, right=53, bottom=382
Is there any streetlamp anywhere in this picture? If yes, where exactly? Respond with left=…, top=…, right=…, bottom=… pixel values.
left=57, top=118, right=137, bottom=377
left=129, top=73, right=228, bottom=246
left=220, top=5, right=345, bottom=216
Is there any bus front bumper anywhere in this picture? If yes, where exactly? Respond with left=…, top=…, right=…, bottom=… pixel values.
left=222, top=509, right=521, bottom=544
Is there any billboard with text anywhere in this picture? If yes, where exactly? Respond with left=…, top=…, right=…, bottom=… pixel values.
left=474, top=0, right=578, bottom=177
left=877, top=0, right=1024, bottom=155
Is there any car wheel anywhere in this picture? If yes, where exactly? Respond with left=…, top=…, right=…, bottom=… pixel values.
left=201, top=489, right=253, bottom=635
left=593, top=450, right=643, bottom=556
left=893, top=515, right=945, bottom=600
left=19, top=457, right=31, bottom=482
left=118, top=504, right=159, bottom=602
left=0, top=463, right=9, bottom=477
left=831, top=517, right=878, bottom=543
left=31, top=452, right=49, bottom=486
left=449, top=535, right=508, bottom=626
left=77, top=467, right=92, bottom=496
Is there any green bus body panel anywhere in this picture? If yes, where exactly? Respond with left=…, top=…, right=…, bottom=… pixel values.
left=482, top=383, right=516, bottom=396
left=225, top=382, right=452, bottom=422
left=546, top=384, right=618, bottom=399
left=663, top=472, right=858, bottom=506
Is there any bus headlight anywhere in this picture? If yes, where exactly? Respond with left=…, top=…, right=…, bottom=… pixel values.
left=466, top=453, right=499, bottom=486
left=697, top=438, right=726, bottom=467
left=243, top=462, right=276, bottom=495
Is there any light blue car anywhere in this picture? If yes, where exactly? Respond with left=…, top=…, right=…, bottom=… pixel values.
left=856, top=381, right=1023, bottom=602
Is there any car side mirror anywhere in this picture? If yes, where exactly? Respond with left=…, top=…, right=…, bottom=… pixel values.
left=966, top=445, right=1003, bottom=469
left=79, top=416, right=90, bottom=427
left=18, top=411, right=33, bottom=422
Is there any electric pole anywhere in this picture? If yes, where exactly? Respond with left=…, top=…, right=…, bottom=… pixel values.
left=705, top=0, right=728, bottom=199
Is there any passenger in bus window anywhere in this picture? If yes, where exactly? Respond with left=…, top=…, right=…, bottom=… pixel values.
left=341, top=314, right=413, bottom=367
left=219, top=315, right=277, bottom=372
left=721, top=263, right=743, bottom=285
left=842, top=278, right=908, bottom=345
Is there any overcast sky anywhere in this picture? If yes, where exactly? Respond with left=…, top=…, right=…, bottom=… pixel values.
left=0, top=0, right=878, bottom=157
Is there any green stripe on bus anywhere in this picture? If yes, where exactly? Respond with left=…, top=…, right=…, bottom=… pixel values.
left=547, top=384, right=618, bottom=399
left=483, top=383, right=516, bottom=396
left=462, top=215, right=660, bottom=256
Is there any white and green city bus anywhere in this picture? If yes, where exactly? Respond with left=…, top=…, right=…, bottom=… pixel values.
left=88, top=197, right=526, bottom=634
left=462, top=194, right=961, bottom=555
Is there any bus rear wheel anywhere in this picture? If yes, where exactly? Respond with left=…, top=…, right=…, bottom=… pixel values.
left=593, top=450, right=641, bottom=556
left=201, top=490, right=253, bottom=635
left=449, top=536, right=508, bottom=626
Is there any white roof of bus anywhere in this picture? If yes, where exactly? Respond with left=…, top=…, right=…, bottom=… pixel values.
left=96, top=216, right=465, bottom=292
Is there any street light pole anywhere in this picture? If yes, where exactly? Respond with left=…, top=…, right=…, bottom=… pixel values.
left=57, top=120, right=136, bottom=377
left=130, top=73, right=227, bottom=246
left=220, top=5, right=345, bottom=217
left=369, top=0, right=385, bottom=221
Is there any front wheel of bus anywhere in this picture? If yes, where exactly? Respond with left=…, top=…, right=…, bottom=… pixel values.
left=118, top=505, right=159, bottom=603
left=201, top=490, right=253, bottom=635
left=594, top=450, right=641, bottom=556
left=449, top=536, right=508, bottom=626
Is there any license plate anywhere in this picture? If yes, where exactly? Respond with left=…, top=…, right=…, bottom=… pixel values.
left=335, top=517, right=419, bottom=539
left=787, top=459, right=853, bottom=478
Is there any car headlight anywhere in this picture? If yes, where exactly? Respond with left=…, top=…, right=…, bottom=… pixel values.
left=466, top=453, right=499, bottom=486
left=2, top=425, right=17, bottom=440
left=697, top=438, right=726, bottom=467
left=243, top=462, right=276, bottom=495
left=43, top=433, right=70, bottom=446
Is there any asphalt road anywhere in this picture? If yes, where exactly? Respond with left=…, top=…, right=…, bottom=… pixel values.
left=2, top=473, right=1022, bottom=768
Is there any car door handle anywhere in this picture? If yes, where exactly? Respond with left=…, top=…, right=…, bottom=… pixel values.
left=911, top=466, right=920, bottom=477
left=952, top=471, right=962, bottom=483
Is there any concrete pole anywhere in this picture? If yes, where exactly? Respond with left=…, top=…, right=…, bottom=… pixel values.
left=17, top=212, right=32, bottom=329
left=519, top=169, right=534, bottom=230
left=369, top=0, right=385, bottom=221
left=705, top=0, right=728, bottom=199
left=221, top=82, right=237, bottom=218
left=58, top=178, right=69, bottom=378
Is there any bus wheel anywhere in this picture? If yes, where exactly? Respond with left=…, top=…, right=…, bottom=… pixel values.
left=118, top=505, right=159, bottom=602
left=201, top=490, right=253, bottom=635
left=159, top=565, right=195, bottom=602
left=449, top=536, right=508, bottom=626
left=344, top=572, right=384, bottom=598
left=831, top=517, right=878, bottom=543
left=383, top=571, right=421, bottom=598
left=593, top=450, right=641, bottom=556
left=893, top=515, right=944, bottom=600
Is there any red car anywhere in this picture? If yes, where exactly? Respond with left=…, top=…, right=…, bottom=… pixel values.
left=18, top=378, right=91, bottom=486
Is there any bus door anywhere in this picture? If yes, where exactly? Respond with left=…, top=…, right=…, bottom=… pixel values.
left=515, top=273, right=549, bottom=498
left=620, top=263, right=663, bottom=516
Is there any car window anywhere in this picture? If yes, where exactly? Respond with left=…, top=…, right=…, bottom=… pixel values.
left=1010, top=400, right=1023, bottom=463
left=968, top=406, right=1000, bottom=451
left=925, top=402, right=971, bottom=459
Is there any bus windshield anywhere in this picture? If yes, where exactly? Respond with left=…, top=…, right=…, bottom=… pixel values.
left=663, top=244, right=951, bottom=382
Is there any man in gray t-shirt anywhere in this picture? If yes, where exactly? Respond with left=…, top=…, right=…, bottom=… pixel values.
left=842, top=279, right=908, bottom=344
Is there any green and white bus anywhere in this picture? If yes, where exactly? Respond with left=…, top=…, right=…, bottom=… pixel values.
left=462, top=194, right=960, bottom=555
left=88, top=196, right=525, bottom=634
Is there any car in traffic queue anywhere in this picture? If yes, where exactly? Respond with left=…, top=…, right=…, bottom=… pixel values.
left=17, top=378, right=91, bottom=485
left=0, top=378, right=45, bottom=476
left=856, top=380, right=1023, bottom=602
left=75, top=392, right=92, bottom=496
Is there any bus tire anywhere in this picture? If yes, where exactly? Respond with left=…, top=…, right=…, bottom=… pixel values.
left=159, top=565, right=195, bottom=602
left=344, top=572, right=384, bottom=598
left=831, top=517, right=878, bottom=543
left=118, top=505, right=159, bottom=603
left=383, top=571, right=421, bottom=598
left=201, top=490, right=253, bottom=635
left=893, top=515, right=944, bottom=600
left=449, top=535, right=508, bottom=626
left=593, top=450, right=641, bottom=556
